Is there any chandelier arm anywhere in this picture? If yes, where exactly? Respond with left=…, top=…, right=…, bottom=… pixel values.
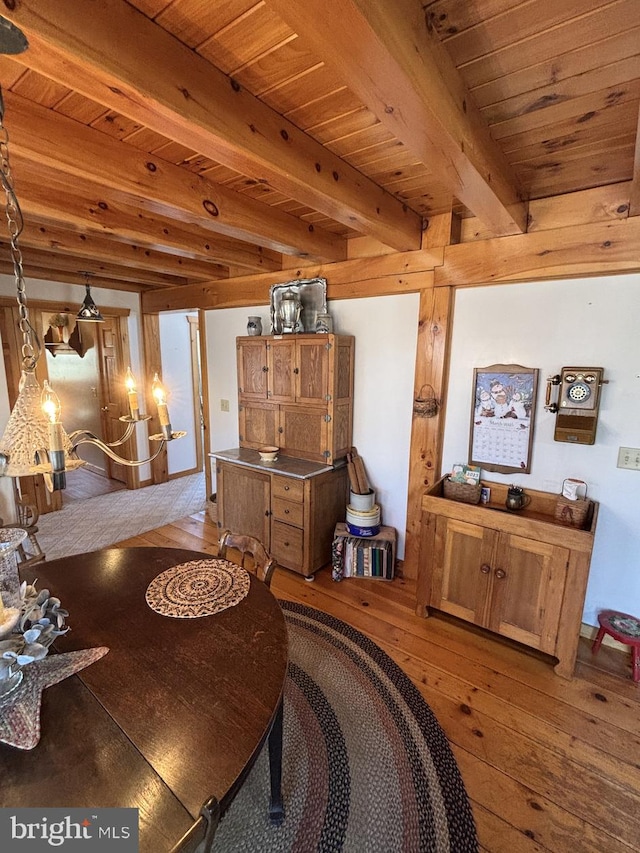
left=68, top=422, right=136, bottom=449
left=72, top=434, right=167, bottom=468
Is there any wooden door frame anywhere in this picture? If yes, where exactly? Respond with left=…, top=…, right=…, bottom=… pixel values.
left=187, top=314, right=204, bottom=475
left=0, top=298, right=137, bottom=502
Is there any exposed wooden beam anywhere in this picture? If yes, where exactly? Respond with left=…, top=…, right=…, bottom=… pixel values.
left=404, top=286, right=453, bottom=583
left=268, top=0, right=528, bottom=236
left=0, top=242, right=186, bottom=288
left=630, top=103, right=640, bottom=217
left=141, top=250, right=442, bottom=312
left=17, top=219, right=229, bottom=282
left=12, top=162, right=280, bottom=273
left=3, top=90, right=342, bottom=263
left=437, top=217, right=640, bottom=286
left=4, top=0, right=423, bottom=252
left=0, top=263, right=153, bottom=293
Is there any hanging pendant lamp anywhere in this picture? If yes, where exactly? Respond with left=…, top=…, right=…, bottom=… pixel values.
left=76, top=273, right=105, bottom=322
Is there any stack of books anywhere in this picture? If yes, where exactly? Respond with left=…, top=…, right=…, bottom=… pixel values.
left=331, top=523, right=396, bottom=581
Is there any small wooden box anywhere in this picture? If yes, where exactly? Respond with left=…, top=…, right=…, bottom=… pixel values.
left=332, top=522, right=397, bottom=581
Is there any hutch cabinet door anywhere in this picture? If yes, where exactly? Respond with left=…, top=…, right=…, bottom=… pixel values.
left=295, top=338, right=329, bottom=405
left=278, top=405, right=329, bottom=463
left=267, top=338, right=296, bottom=402
left=217, top=461, right=271, bottom=546
left=238, top=401, right=278, bottom=449
left=431, top=516, right=495, bottom=624
left=237, top=339, right=268, bottom=400
left=488, top=533, right=569, bottom=654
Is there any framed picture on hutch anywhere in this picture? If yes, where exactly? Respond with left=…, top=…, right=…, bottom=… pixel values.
left=469, top=363, right=538, bottom=474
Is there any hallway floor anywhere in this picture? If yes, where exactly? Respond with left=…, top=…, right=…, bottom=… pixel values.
left=62, top=467, right=126, bottom=503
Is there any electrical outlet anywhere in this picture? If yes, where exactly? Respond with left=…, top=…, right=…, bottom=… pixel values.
left=617, top=447, right=640, bottom=470
left=220, top=399, right=229, bottom=412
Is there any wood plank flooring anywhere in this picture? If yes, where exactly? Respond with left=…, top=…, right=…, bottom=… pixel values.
left=117, top=512, right=640, bottom=853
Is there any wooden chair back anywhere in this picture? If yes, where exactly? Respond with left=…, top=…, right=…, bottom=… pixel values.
left=217, top=530, right=277, bottom=588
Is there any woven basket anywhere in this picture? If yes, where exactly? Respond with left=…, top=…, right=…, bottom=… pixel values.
left=554, top=496, right=590, bottom=528
left=207, top=494, right=218, bottom=525
left=443, top=477, right=481, bottom=505
left=555, top=480, right=590, bottom=527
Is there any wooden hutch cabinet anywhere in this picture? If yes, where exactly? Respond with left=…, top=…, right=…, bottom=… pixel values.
left=215, top=452, right=349, bottom=578
left=417, top=478, right=598, bottom=678
left=214, top=331, right=354, bottom=578
left=236, top=333, right=354, bottom=464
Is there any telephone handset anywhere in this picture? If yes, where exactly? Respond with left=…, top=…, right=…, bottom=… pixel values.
left=545, top=367, right=606, bottom=444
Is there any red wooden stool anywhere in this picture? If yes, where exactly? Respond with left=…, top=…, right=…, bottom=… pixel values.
left=592, top=610, right=640, bottom=683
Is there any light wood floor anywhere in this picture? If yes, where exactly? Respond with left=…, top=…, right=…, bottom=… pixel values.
left=63, top=467, right=126, bottom=503
left=117, top=512, right=640, bottom=853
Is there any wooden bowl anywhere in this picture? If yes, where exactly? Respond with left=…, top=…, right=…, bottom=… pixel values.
left=258, top=446, right=279, bottom=463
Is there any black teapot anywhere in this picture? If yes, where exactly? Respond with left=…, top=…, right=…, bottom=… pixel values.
left=505, top=485, right=530, bottom=511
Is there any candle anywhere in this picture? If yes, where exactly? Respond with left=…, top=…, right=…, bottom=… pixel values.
left=41, top=381, right=65, bottom=489
left=0, top=592, right=4, bottom=621
left=124, top=366, right=140, bottom=420
left=152, top=373, right=172, bottom=438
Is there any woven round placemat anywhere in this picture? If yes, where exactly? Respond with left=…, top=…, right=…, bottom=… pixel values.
left=145, top=559, right=250, bottom=618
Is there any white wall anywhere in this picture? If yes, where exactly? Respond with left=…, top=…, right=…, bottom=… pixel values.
left=205, top=294, right=420, bottom=557
left=443, top=274, right=640, bottom=626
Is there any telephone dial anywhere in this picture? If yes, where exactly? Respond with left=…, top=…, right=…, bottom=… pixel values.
left=545, top=367, right=607, bottom=445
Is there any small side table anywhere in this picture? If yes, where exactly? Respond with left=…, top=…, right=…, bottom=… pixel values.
left=332, top=523, right=396, bottom=581
left=592, top=609, right=640, bottom=683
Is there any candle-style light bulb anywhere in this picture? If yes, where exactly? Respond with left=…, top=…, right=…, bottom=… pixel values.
left=124, top=366, right=140, bottom=420
left=152, top=373, right=172, bottom=439
left=41, top=380, right=66, bottom=488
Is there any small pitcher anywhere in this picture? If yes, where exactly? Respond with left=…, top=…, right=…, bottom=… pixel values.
left=505, top=486, right=530, bottom=511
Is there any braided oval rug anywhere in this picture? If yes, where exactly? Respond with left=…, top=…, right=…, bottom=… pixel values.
left=212, top=601, right=477, bottom=853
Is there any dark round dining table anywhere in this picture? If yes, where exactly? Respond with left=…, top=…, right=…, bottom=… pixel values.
left=0, top=547, right=289, bottom=852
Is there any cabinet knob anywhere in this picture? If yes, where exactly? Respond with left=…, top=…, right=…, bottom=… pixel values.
left=480, top=563, right=491, bottom=574
left=284, top=508, right=290, bottom=514
left=262, top=365, right=268, bottom=372
left=264, top=510, right=271, bottom=516
left=495, top=569, right=506, bottom=579
left=284, top=485, right=290, bottom=491
left=293, top=367, right=299, bottom=374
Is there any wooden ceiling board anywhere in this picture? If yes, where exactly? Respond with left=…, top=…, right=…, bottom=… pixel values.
left=481, top=56, right=640, bottom=126
left=10, top=68, right=69, bottom=108
left=504, top=105, right=639, bottom=163
left=470, top=27, right=640, bottom=110
left=195, top=4, right=294, bottom=74
left=285, top=87, right=363, bottom=133
left=490, top=80, right=640, bottom=141
left=423, top=0, right=529, bottom=37
left=231, top=38, right=321, bottom=99
left=454, top=0, right=640, bottom=89
left=260, top=64, right=348, bottom=118
left=154, top=0, right=258, bottom=49
left=0, top=0, right=636, bottom=293
left=436, top=0, right=614, bottom=67
left=521, top=148, right=635, bottom=200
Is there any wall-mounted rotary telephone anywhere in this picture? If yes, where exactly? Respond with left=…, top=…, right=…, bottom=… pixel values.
left=545, top=367, right=607, bottom=445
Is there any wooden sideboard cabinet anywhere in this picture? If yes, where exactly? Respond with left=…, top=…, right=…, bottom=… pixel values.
left=215, top=451, right=349, bottom=578
left=236, top=333, right=354, bottom=464
left=417, top=477, right=598, bottom=679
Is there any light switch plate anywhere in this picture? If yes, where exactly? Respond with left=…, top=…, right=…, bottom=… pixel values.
left=617, top=447, right=640, bottom=470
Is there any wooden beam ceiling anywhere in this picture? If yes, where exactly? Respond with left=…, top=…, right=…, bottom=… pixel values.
left=4, top=90, right=340, bottom=263
left=268, top=0, right=528, bottom=236
left=3, top=0, right=424, bottom=252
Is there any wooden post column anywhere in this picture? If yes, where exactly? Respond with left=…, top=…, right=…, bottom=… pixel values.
left=403, top=213, right=458, bottom=586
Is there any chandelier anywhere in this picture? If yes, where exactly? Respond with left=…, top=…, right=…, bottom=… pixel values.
left=0, top=76, right=184, bottom=491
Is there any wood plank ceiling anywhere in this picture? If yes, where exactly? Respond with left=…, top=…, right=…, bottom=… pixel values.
left=0, top=0, right=637, bottom=294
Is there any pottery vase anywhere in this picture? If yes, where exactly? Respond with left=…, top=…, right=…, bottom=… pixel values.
left=247, top=316, right=262, bottom=336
